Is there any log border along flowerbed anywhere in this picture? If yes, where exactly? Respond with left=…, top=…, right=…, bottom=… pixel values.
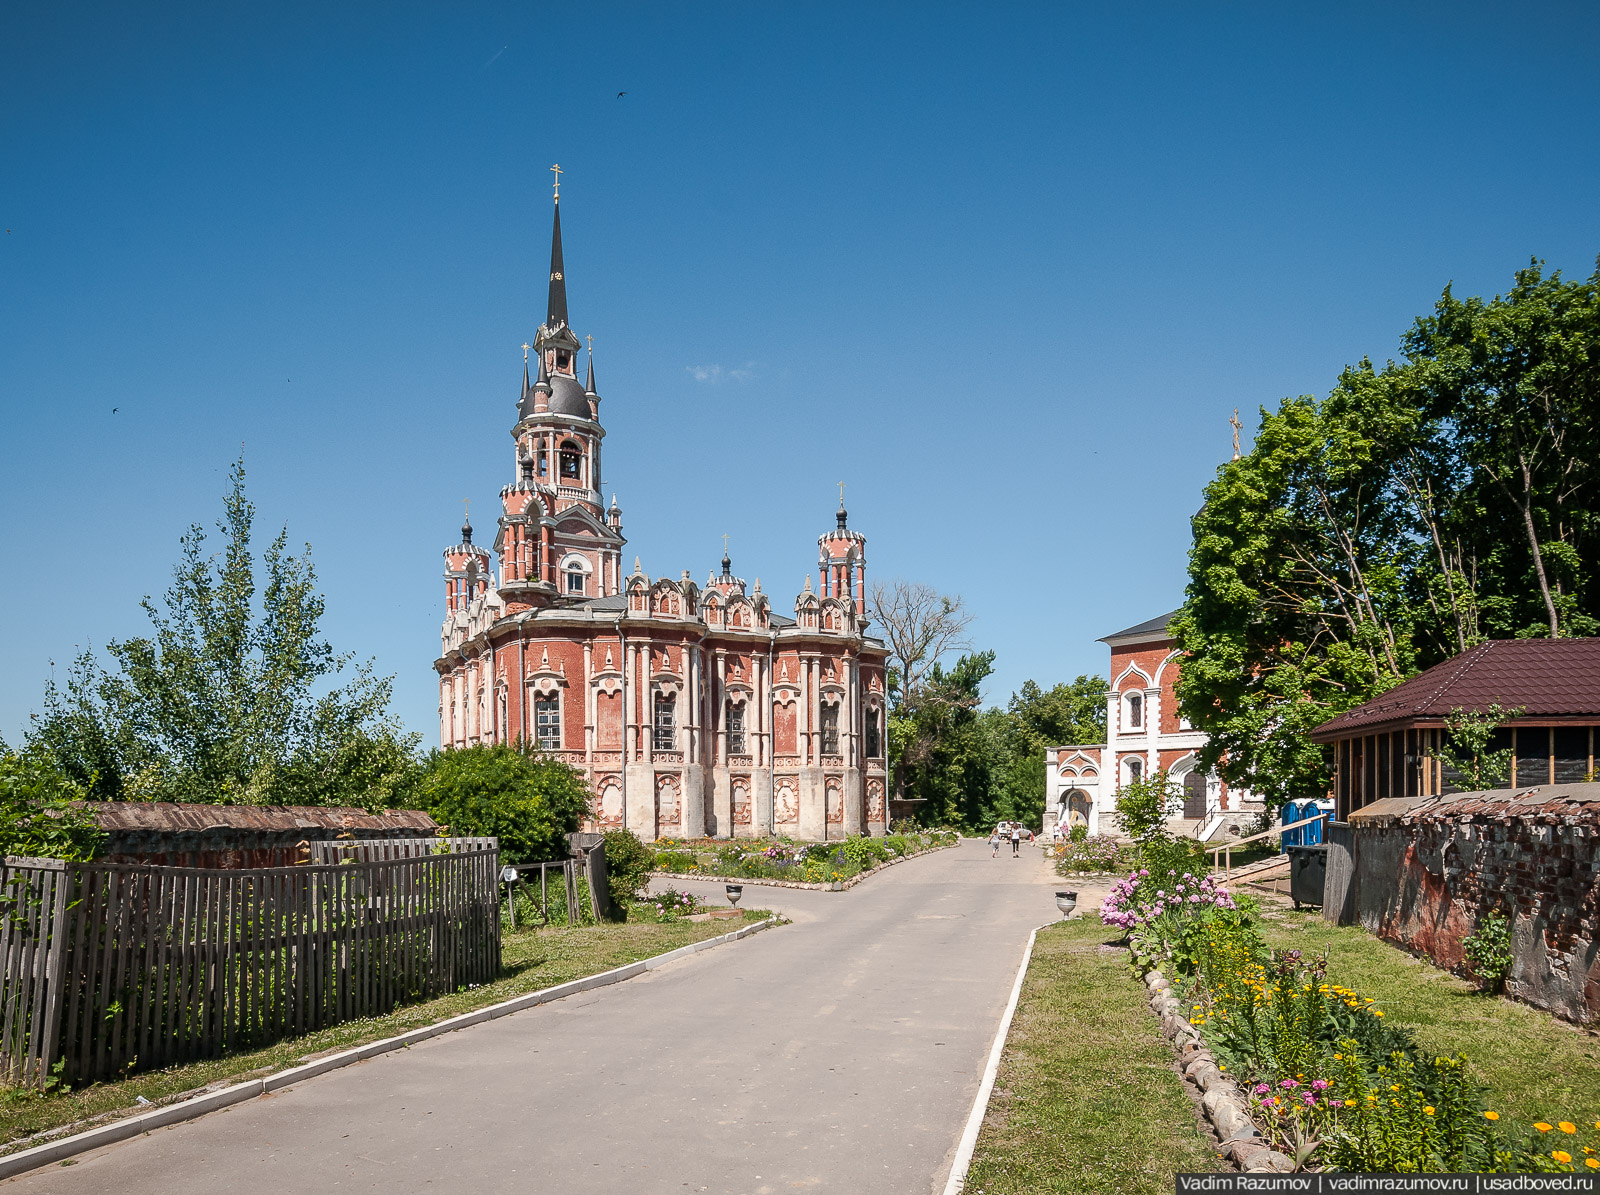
left=1103, top=863, right=1600, bottom=1174
left=649, top=829, right=958, bottom=891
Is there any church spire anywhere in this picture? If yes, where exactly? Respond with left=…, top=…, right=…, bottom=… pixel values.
left=547, top=188, right=568, bottom=331
left=585, top=334, right=597, bottom=395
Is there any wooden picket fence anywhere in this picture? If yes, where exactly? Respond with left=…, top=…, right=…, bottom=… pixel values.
left=0, top=846, right=501, bottom=1087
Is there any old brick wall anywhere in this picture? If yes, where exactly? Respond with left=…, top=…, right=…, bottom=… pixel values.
left=1348, top=786, right=1600, bottom=1024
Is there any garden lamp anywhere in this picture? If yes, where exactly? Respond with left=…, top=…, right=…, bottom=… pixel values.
left=726, top=884, right=743, bottom=907
left=1056, top=890, right=1077, bottom=920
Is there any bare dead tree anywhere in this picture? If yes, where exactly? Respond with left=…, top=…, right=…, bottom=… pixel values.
left=868, top=579, right=974, bottom=702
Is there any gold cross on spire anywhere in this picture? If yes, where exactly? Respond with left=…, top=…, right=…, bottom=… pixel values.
left=1229, top=408, right=1242, bottom=460
left=586, top=333, right=593, bottom=353
left=522, top=342, right=530, bottom=362
left=550, top=163, right=563, bottom=200
left=463, top=498, right=470, bottom=523
left=722, top=533, right=729, bottom=553
left=837, top=481, right=846, bottom=505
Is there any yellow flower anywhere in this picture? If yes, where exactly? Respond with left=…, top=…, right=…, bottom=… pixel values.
left=1373, top=1010, right=1384, bottom=1017
left=1553, top=1151, right=1572, bottom=1165
left=1345, top=1100, right=1357, bottom=1107
left=1536, top=1123, right=1553, bottom=1133
left=1390, top=1085, right=1401, bottom=1092
left=1485, top=1112, right=1500, bottom=1120
left=1561, top=1122, right=1578, bottom=1134
left=1334, top=1053, right=1343, bottom=1060
left=1424, top=1107, right=1435, bottom=1115
left=1588, top=1159, right=1598, bottom=1170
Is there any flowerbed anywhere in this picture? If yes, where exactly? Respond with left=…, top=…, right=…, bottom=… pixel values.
left=1052, top=833, right=1133, bottom=874
left=652, top=830, right=956, bottom=886
left=1104, top=865, right=1600, bottom=1174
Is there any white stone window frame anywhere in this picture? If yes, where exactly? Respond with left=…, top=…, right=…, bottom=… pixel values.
left=560, top=552, right=593, bottom=597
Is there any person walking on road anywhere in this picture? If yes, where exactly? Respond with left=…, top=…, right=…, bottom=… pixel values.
left=989, top=828, right=1001, bottom=857
left=1010, top=825, right=1022, bottom=857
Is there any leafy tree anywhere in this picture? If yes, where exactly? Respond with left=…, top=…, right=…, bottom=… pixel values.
left=0, top=748, right=104, bottom=861
left=1439, top=705, right=1522, bottom=792
left=416, top=742, right=590, bottom=862
left=25, top=460, right=418, bottom=807
left=1175, top=261, right=1600, bottom=808
left=890, top=651, right=997, bottom=832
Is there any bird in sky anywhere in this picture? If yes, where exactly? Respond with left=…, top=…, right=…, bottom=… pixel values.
left=112, top=407, right=119, bottom=414
left=617, top=91, right=627, bottom=98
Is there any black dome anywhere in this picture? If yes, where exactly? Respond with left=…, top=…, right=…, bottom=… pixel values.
left=549, top=374, right=591, bottom=418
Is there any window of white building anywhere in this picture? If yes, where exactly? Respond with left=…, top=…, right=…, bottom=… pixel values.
left=1126, top=692, right=1143, bottom=730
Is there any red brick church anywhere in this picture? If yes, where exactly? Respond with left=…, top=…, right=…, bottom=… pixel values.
left=434, top=183, right=890, bottom=841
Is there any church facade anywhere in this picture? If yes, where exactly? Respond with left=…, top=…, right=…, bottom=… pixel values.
left=1044, top=611, right=1261, bottom=839
left=435, top=187, right=890, bottom=841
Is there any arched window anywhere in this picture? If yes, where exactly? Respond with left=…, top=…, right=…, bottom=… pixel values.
left=566, top=566, right=585, bottom=595
left=559, top=440, right=582, bottom=480
left=864, top=706, right=882, bottom=759
left=1126, top=692, right=1143, bottom=730
left=1126, top=757, right=1143, bottom=786
left=726, top=700, right=746, bottom=755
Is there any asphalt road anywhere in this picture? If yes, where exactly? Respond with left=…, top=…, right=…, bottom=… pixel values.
left=10, top=840, right=1064, bottom=1195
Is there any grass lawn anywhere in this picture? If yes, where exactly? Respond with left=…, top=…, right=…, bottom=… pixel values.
left=1259, top=905, right=1600, bottom=1131
left=0, top=908, right=773, bottom=1153
left=964, top=918, right=1222, bottom=1195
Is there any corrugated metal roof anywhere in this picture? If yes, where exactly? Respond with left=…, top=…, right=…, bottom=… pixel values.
left=1311, top=638, right=1600, bottom=740
left=82, top=804, right=438, bottom=835
left=1348, top=781, right=1600, bottom=826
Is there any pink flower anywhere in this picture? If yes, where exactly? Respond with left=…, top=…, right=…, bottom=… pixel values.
left=1254, top=1083, right=1271, bottom=1095
left=1311, top=1080, right=1329, bottom=1091
left=1303, top=1094, right=1316, bottom=1107
left=1280, top=1079, right=1299, bottom=1089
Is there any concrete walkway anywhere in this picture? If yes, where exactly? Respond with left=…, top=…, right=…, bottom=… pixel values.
left=12, top=841, right=1063, bottom=1195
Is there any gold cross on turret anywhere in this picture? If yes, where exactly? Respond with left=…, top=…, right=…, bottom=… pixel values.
left=464, top=498, right=470, bottom=521
left=586, top=333, right=593, bottom=353
left=837, top=481, right=846, bottom=504
left=1229, top=408, right=1242, bottom=460
left=722, top=533, right=729, bottom=553
left=522, top=342, right=530, bottom=362
left=550, top=163, right=562, bottom=199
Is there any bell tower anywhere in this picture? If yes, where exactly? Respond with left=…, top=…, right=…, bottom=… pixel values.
left=817, top=486, right=867, bottom=616
left=489, top=169, right=624, bottom=610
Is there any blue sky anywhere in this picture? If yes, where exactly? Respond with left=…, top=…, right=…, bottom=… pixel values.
left=3, top=2, right=1598, bottom=745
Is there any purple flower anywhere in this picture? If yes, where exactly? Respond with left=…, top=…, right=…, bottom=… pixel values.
left=1311, top=1080, right=1329, bottom=1091
left=1303, top=1093, right=1316, bottom=1106
left=1254, top=1083, right=1271, bottom=1095
left=1279, top=1079, right=1299, bottom=1089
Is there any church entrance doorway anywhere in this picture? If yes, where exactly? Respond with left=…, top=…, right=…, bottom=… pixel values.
left=1182, top=769, right=1207, bottom=820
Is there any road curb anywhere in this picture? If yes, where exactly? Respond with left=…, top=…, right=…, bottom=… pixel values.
left=942, top=922, right=1043, bottom=1195
left=0, top=916, right=781, bottom=1181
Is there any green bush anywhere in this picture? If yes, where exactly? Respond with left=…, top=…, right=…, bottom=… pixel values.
left=1069, top=823, right=1088, bottom=843
left=1116, top=770, right=1182, bottom=844
left=414, top=742, right=589, bottom=861
left=602, top=828, right=654, bottom=917
left=1463, top=911, right=1514, bottom=994
left=653, top=849, right=697, bottom=872
left=1140, top=836, right=1208, bottom=877
left=0, top=751, right=103, bottom=861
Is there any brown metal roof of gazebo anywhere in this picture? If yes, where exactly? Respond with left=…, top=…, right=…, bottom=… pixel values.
left=1310, top=638, right=1600, bottom=741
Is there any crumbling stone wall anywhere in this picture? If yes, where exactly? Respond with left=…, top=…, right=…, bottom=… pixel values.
left=1348, top=787, right=1600, bottom=1024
